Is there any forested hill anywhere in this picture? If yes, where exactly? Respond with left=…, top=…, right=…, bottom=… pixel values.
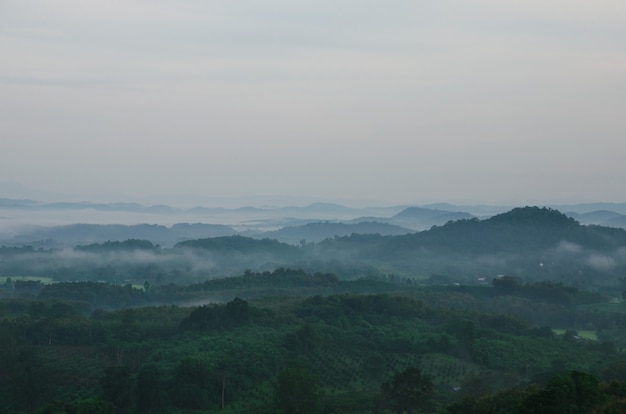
left=308, top=207, right=626, bottom=289
left=320, top=206, right=626, bottom=255
left=403, top=206, right=618, bottom=252
left=175, top=235, right=299, bottom=255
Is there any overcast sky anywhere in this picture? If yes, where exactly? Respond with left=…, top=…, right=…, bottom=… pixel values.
left=1, top=1, right=625, bottom=206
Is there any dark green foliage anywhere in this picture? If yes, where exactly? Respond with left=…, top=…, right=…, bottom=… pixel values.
left=293, top=294, right=430, bottom=326
left=179, top=297, right=255, bottom=331
left=601, top=361, right=626, bottom=382
left=37, top=398, right=115, bottom=414
left=175, top=235, right=299, bottom=256
left=275, top=362, right=320, bottom=414
left=100, top=366, right=133, bottom=413
left=387, top=207, right=582, bottom=256
left=519, top=371, right=602, bottom=414
left=284, top=323, right=319, bottom=353
left=379, top=367, right=434, bottom=414
left=182, top=268, right=338, bottom=293
left=75, top=398, right=116, bottom=414
left=478, top=314, right=531, bottom=335
left=444, top=385, right=539, bottom=414
left=170, top=357, right=220, bottom=410
left=75, top=239, right=157, bottom=253
left=225, top=296, right=251, bottom=324
left=14, top=279, right=45, bottom=296
left=513, top=281, right=605, bottom=306
left=2, top=280, right=626, bottom=412
left=487, top=207, right=578, bottom=228
left=492, top=275, right=523, bottom=294
left=40, top=282, right=148, bottom=310
left=9, top=347, right=54, bottom=411
left=318, top=391, right=375, bottom=414
left=446, top=371, right=605, bottom=414
left=135, top=364, right=163, bottom=414
left=445, top=320, right=478, bottom=360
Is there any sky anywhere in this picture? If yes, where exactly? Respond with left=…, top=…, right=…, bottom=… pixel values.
left=1, top=1, right=626, bottom=207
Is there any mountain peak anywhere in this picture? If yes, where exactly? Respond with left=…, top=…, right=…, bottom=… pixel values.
left=486, top=206, right=579, bottom=227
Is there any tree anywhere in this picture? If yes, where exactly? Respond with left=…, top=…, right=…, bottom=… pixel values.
left=519, top=371, right=602, bottom=414
left=135, top=364, right=163, bottom=414
left=379, top=367, right=434, bottom=414
left=38, top=398, right=115, bottom=414
left=75, top=398, right=115, bottom=414
left=100, top=366, right=133, bottom=414
left=10, top=347, right=53, bottom=412
left=492, top=275, right=523, bottom=294
left=275, top=362, right=320, bottom=414
left=171, top=357, right=218, bottom=410
left=225, top=296, right=250, bottom=325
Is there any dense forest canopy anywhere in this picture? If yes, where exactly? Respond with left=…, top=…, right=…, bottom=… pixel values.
left=1, top=270, right=626, bottom=413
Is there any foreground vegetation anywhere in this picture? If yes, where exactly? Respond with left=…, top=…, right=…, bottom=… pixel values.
left=1, top=268, right=626, bottom=413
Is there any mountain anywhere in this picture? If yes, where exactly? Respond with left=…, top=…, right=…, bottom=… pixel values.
left=422, top=202, right=626, bottom=218
left=174, top=235, right=301, bottom=271
left=389, top=207, right=475, bottom=230
left=0, top=200, right=182, bottom=214
left=384, top=206, right=621, bottom=254
left=0, top=197, right=39, bottom=208
left=606, top=215, right=626, bottom=228
left=309, top=207, right=626, bottom=289
left=565, top=210, right=626, bottom=229
left=552, top=203, right=626, bottom=215
left=566, top=210, right=623, bottom=224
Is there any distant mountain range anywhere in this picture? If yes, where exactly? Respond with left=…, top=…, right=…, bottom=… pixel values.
left=565, top=210, right=626, bottom=227
left=5, top=223, right=237, bottom=247
left=4, top=196, right=626, bottom=216
left=3, top=197, right=626, bottom=247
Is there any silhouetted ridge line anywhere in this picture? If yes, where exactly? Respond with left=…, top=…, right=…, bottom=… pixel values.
left=485, top=206, right=580, bottom=227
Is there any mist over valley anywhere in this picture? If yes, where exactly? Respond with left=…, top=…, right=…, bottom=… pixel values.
left=3, top=199, right=626, bottom=295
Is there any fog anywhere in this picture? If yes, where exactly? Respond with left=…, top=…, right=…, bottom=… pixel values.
left=2, top=234, right=625, bottom=296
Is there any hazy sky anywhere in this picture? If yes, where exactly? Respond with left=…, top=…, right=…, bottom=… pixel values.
left=1, top=1, right=625, bottom=206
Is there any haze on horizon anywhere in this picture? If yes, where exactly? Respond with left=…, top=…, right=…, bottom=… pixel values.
left=1, top=1, right=625, bottom=207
